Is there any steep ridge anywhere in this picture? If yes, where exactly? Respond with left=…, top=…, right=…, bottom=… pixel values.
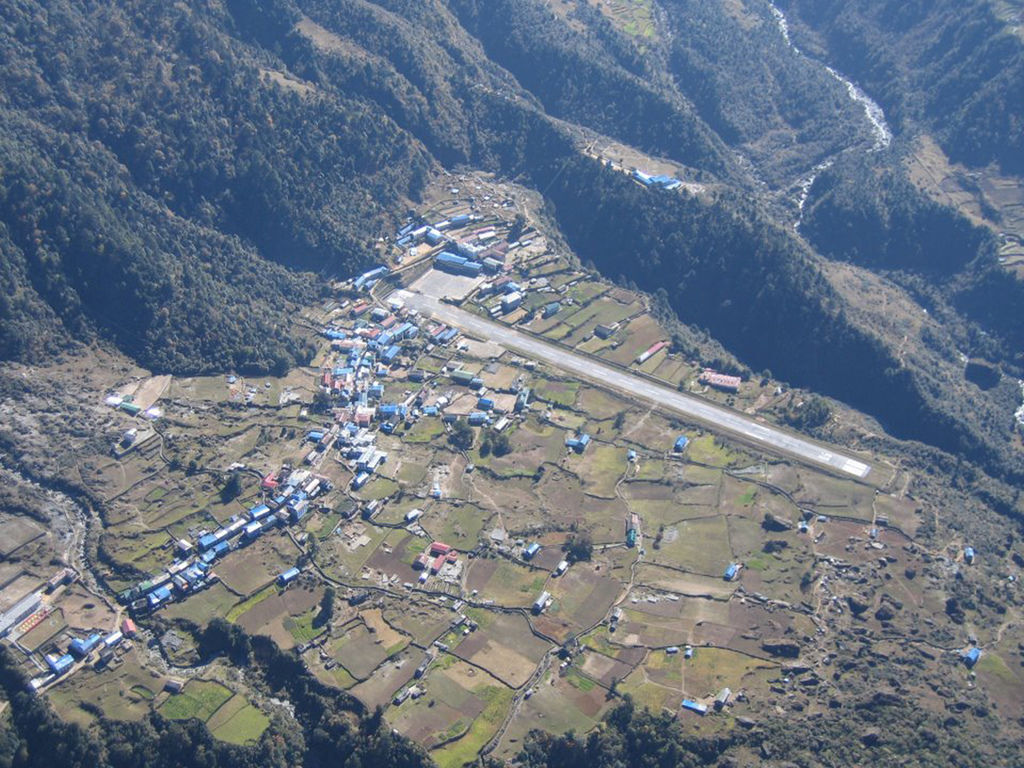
left=776, top=0, right=1024, bottom=174
left=0, top=0, right=1020, bottom=481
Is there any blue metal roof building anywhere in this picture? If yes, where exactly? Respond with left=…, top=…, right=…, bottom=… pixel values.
left=524, top=542, right=541, bottom=560
left=69, top=634, right=103, bottom=657
left=278, top=567, right=300, bottom=586
left=148, top=585, right=172, bottom=608
left=674, top=435, right=689, bottom=452
left=681, top=699, right=707, bottom=715
left=48, top=653, right=74, bottom=675
left=249, top=504, right=271, bottom=521
left=566, top=434, right=591, bottom=453
left=963, top=647, right=982, bottom=667
left=724, top=563, right=739, bottom=581
left=542, top=302, right=561, bottom=318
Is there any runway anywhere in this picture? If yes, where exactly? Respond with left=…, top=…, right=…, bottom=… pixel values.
left=394, top=289, right=874, bottom=481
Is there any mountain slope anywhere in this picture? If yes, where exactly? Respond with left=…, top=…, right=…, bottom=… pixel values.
left=0, top=0, right=1021, bottom=479
left=777, top=0, right=1024, bottom=173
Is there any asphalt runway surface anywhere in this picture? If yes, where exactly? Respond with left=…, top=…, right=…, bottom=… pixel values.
left=394, top=289, right=874, bottom=481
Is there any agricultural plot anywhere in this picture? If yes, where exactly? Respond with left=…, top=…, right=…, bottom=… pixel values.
left=464, top=559, right=547, bottom=609
left=647, top=515, right=732, bottom=577
left=159, top=678, right=233, bottom=723
left=532, top=377, right=580, bottom=407
left=327, top=621, right=399, bottom=680
left=49, top=650, right=162, bottom=726
left=495, top=668, right=607, bottom=760
left=545, top=564, right=622, bottom=636
left=162, top=582, right=241, bottom=627
left=532, top=470, right=630, bottom=539
left=0, top=517, right=45, bottom=557
left=205, top=693, right=270, bottom=746
left=350, top=648, right=420, bottom=709
left=364, top=528, right=428, bottom=574
left=215, top=534, right=300, bottom=597
left=598, top=315, right=664, bottom=367
left=235, top=582, right=323, bottom=649
left=422, top=503, right=490, bottom=550
left=325, top=522, right=391, bottom=578
left=384, top=601, right=454, bottom=646
left=571, top=442, right=628, bottom=499
left=683, top=647, right=777, bottom=698
left=633, top=563, right=735, bottom=600
left=391, top=660, right=515, bottom=768
left=453, top=612, right=550, bottom=688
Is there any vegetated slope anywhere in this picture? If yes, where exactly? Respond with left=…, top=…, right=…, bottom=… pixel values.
left=539, top=154, right=1024, bottom=481
left=0, top=0, right=432, bottom=372
left=777, top=0, right=1024, bottom=174
left=0, top=0, right=1019, bottom=477
left=518, top=694, right=1022, bottom=767
left=658, top=0, right=870, bottom=186
left=442, top=0, right=730, bottom=177
left=803, top=152, right=1024, bottom=371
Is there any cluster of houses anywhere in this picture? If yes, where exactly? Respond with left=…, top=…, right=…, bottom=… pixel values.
left=320, top=304, right=423, bottom=397
left=411, top=541, right=460, bottom=584
left=323, top=298, right=536, bottom=483
left=28, top=618, right=137, bottom=692
left=116, top=467, right=332, bottom=615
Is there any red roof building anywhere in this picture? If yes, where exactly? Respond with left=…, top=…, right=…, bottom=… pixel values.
left=121, top=618, right=137, bottom=637
left=430, top=555, right=446, bottom=574
left=700, top=370, right=742, bottom=392
left=430, top=541, right=453, bottom=556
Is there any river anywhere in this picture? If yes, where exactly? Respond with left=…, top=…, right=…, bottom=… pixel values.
left=1016, top=380, right=1024, bottom=438
left=768, top=3, right=893, bottom=225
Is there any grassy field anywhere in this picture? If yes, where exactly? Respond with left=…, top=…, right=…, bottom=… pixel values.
left=649, top=515, right=732, bottom=576
left=532, top=378, right=580, bottom=407
left=164, top=582, right=240, bottom=626
left=284, top=609, right=321, bottom=644
left=465, top=559, right=548, bottom=608
left=159, top=679, right=233, bottom=722
left=206, top=694, right=270, bottom=745
left=683, top=647, right=776, bottom=699
left=226, top=585, right=275, bottom=623
left=48, top=651, right=160, bottom=725
left=432, top=683, right=515, bottom=768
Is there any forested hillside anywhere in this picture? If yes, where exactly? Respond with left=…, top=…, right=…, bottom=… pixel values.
left=778, top=0, right=1024, bottom=173
left=1, top=1, right=1021, bottom=479
left=0, top=0, right=433, bottom=371
left=3, top=1, right=1024, bottom=766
